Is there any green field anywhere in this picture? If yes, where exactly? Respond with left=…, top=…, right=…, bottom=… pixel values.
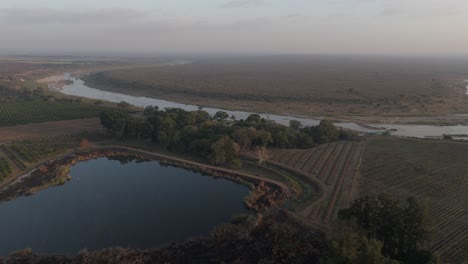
left=0, top=101, right=107, bottom=127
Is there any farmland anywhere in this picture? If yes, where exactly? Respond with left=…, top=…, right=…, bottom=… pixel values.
left=0, top=118, right=103, bottom=144
left=0, top=133, right=87, bottom=188
left=0, top=157, right=12, bottom=180
left=83, top=55, right=468, bottom=121
left=0, top=101, right=107, bottom=126
left=266, top=141, right=366, bottom=225
left=361, top=137, right=468, bottom=263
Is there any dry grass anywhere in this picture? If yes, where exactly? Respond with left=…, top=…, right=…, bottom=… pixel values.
left=86, top=55, right=468, bottom=118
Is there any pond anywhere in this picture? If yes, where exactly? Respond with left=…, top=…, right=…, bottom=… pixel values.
left=0, top=157, right=251, bottom=256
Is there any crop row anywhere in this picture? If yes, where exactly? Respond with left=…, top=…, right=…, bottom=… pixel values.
left=0, top=157, right=12, bottom=180
left=9, top=135, right=83, bottom=164
left=0, top=101, right=106, bottom=127
left=269, top=141, right=365, bottom=224
left=361, top=137, right=468, bottom=263
left=0, top=145, right=26, bottom=170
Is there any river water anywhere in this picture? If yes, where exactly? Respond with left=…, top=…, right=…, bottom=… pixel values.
left=0, top=157, right=250, bottom=255
left=53, top=74, right=468, bottom=139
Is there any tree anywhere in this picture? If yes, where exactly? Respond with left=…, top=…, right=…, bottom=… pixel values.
left=99, top=110, right=129, bottom=139
left=246, top=114, right=262, bottom=123
left=117, top=101, right=131, bottom=109
left=339, top=129, right=360, bottom=141
left=80, top=138, right=90, bottom=150
left=209, top=135, right=240, bottom=165
left=214, top=111, right=229, bottom=121
left=442, top=135, right=453, bottom=140
left=256, top=146, right=269, bottom=166
left=316, top=119, right=339, bottom=143
left=143, top=105, right=158, bottom=116
left=289, top=120, right=302, bottom=130
left=232, top=127, right=257, bottom=150
left=338, top=195, right=433, bottom=262
left=324, top=230, right=399, bottom=264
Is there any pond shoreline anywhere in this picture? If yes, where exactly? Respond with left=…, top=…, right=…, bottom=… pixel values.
left=0, top=146, right=290, bottom=213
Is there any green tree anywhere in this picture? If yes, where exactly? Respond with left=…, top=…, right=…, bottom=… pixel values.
left=324, top=231, right=398, bottom=264
left=289, top=120, right=302, bottom=130
left=246, top=114, right=262, bottom=123
left=209, top=135, right=240, bottom=165
left=143, top=105, right=158, bottom=116
left=99, top=109, right=129, bottom=139
left=117, top=101, right=131, bottom=109
left=338, top=195, right=433, bottom=262
left=214, top=111, right=229, bottom=121
left=316, top=119, right=339, bottom=143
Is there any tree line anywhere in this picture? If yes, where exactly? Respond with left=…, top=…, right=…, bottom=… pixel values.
left=100, top=106, right=359, bottom=166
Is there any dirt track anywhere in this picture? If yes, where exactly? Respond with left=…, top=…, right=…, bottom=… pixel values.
left=0, top=118, right=103, bottom=144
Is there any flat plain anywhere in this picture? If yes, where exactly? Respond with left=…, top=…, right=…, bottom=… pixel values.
left=84, top=55, right=468, bottom=122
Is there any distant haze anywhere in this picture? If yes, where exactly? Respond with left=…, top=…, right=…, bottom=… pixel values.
left=0, top=0, right=468, bottom=55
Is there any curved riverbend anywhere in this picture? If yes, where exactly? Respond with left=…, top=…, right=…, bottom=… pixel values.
left=49, top=74, right=468, bottom=139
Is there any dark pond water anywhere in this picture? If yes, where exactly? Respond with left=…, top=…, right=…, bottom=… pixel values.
left=0, top=157, right=250, bottom=256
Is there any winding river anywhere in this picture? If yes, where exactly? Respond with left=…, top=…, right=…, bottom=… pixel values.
left=0, top=157, right=250, bottom=255
left=52, top=74, right=468, bottom=139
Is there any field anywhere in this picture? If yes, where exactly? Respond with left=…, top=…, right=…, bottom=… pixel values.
left=266, top=141, right=366, bottom=225
left=0, top=133, right=88, bottom=188
left=0, top=101, right=107, bottom=126
left=0, top=118, right=103, bottom=144
left=361, top=137, right=468, bottom=263
left=83, top=55, right=468, bottom=121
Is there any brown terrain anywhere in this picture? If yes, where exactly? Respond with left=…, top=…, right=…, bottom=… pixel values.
left=262, top=141, right=366, bottom=227
left=0, top=56, right=467, bottom=262
left=0, top=118, right=103, bottom=144
left=83, top=55, right=468, bottom=124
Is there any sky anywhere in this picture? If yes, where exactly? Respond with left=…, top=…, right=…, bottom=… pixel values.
left=0, top=0, right=467, bottom=55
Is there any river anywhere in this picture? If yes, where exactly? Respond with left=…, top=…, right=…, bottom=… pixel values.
left=51, top=74, right=468, bottom=139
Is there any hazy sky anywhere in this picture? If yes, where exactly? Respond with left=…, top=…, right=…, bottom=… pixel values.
left=0, top=0, right=467, bottom=55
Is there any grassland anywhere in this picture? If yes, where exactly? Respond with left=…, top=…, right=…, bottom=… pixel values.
left=83, top=56, right=468, bottom=121
left=263, top=141, right=366, bottom=226
left=0, top=101, right=107, bottom=126
left=361, top=137, right=468, bottom=263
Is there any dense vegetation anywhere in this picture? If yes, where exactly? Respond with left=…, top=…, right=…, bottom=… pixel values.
left=0, top=85, right=47, bottom=102
left=325, top=195, right=435, bottom=264
left=0, top=101, right=106, bottom=127
left=100, top=107, right=358, bottom=166
left=0, top=83, right=63, bottom=103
